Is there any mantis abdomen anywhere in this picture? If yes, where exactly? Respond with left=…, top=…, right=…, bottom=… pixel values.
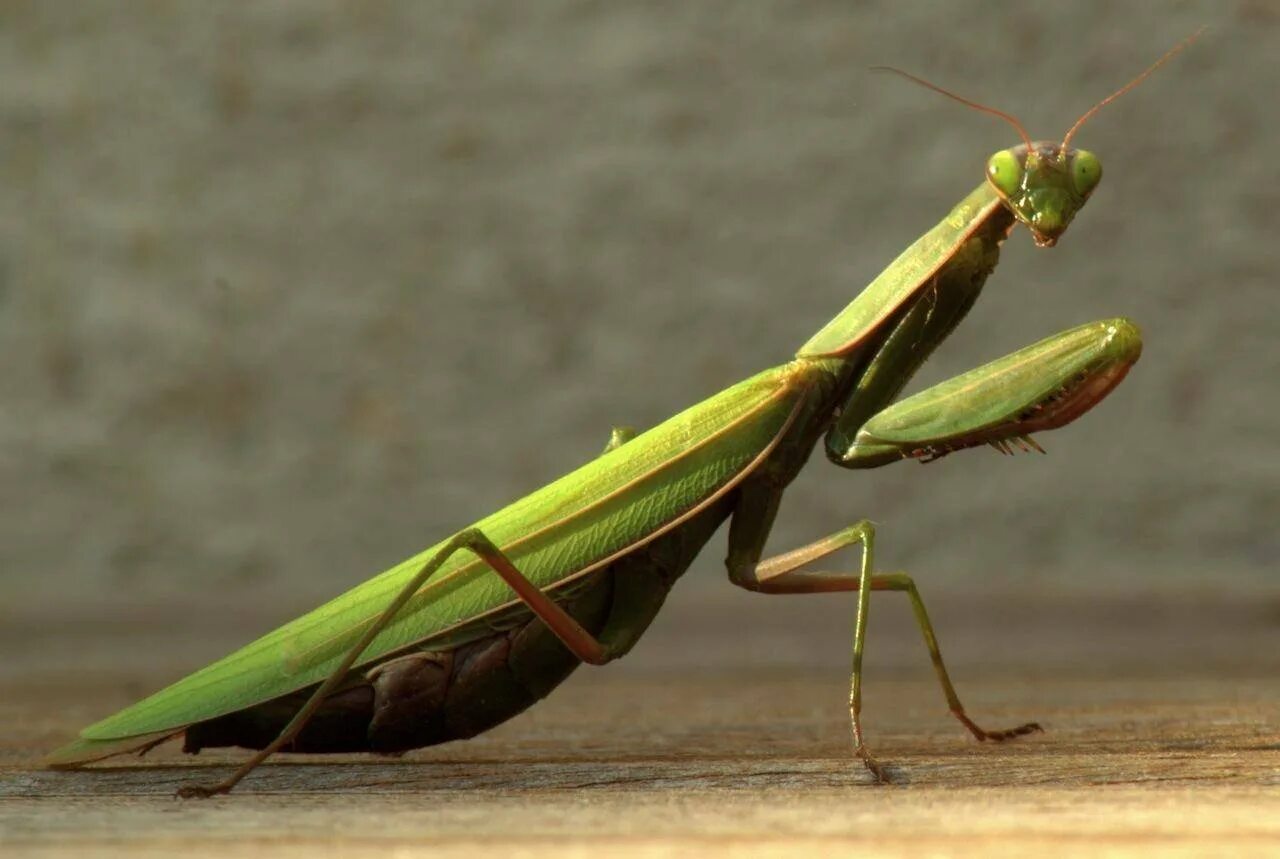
left=184, top=497, right=732, bottom=754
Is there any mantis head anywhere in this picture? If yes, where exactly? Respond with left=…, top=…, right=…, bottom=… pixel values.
left=875, top=29, right=1201, bottom=248
left=985, top=142, right=1100, bottom=247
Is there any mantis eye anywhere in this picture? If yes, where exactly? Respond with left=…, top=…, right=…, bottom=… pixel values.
left=986, top=150, right=1023, bottom=197
left=1071, top=149, right=1102, bottom=197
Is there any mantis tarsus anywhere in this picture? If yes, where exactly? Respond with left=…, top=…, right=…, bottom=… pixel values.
left=45, top=34, right=1198, bottom=795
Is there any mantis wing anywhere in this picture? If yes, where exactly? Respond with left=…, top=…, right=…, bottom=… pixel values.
left=50, top=362, right=812, bottom=762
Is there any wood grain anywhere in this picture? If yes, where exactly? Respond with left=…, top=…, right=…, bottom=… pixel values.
left=2, top=589, right=1278, bottom=857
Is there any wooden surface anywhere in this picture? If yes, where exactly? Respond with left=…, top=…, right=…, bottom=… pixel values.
left=2, top=588, right=1278, bottom=857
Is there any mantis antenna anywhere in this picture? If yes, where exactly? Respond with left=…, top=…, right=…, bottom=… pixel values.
left=869, top=65, right=1032, bottom=150
left=872, top=28, right=1205, bottom=151
left=1062, top=27, right=1206, bottom=149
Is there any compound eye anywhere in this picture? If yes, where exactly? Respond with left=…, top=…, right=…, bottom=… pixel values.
left=1071, top=149, right=1103, bottom=197
left=986, top=150, right=1023, bottom=197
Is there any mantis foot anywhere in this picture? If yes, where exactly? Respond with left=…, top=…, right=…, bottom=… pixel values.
left=954, top=711, right=1044, bottom=743
left=175, top=781, right=232, bottom=799
left=855, top=745, right=891, bottom=784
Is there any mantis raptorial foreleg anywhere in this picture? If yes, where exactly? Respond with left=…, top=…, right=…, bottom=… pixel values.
left=726, top=491, right=1040, bottom=782
left=178, top=527, right=615, bottom=798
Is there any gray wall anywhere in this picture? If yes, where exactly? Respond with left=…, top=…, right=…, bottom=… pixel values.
left=2, top=2, right=1275, bottom=626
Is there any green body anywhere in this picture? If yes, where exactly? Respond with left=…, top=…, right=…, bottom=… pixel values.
left=48, top=141, right=1142, bottom=769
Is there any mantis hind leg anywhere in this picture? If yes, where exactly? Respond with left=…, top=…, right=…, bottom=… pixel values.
left=177, top=528, right=615, bottom=799
left=727, top=497, right=1040, bottom=782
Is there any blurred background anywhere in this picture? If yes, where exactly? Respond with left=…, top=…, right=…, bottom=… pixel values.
left=1, top=2, right=1276, bottom=674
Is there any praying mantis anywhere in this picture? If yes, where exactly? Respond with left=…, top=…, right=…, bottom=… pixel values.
left=45, top=34, right=1198, bottom=796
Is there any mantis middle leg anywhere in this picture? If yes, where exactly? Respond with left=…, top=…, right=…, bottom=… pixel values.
left=726, top=484, right=1040, bottom=782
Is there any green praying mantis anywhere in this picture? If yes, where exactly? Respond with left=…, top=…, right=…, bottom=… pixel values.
left=45, top=35, right=1199, bottom=796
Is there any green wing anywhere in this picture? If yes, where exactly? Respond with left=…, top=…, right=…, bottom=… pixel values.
left=54, top=363, right=810, bottom=759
